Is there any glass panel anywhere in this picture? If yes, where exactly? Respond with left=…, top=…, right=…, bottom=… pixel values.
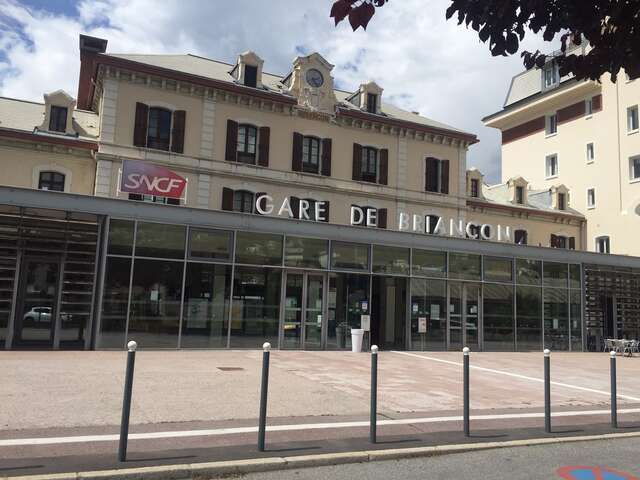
left=331, top=241, right=370, bottom=271
left=235, top=232, right=283, bottom=266
left=230, top=267, right=281, bottom=348
left=305, top=275, right=324, bottom=350
left=128, top=259, right=183, bottom=348
left=327, top=273, right=369, bottom=350
left=15, top=260, right=58, bottom=345
left=189, top=229, right=232, bottom=260
left=372, top=245, right=409, bottom=275
left=483, top=283, right=514, bottom=351
left=516, top=259, right=542, bottom=285
left=108, top=219, right=135, bottom=256
left=544, top=262, right=568, bottom=288
left=448, top=283, right=463, bottom=350
left=180, top=263, right=231, bottom=348
left=99, top=257, right=131, bottom=348
left=284, top=237, right=328, bottom=269
left=484, top=257, right=513, bottom=283
left=135, top=222, right=186, bottom=259
left=410, top=278, right=446, bottom=350
left=544, top=288, right=569, bottom=350
left=449, top=253, right=481, bottom=280
left=412, top=249, right=446, bottom=278
left=516, top=286, right=542, bottom=351
left=283, top=273, right=303, bottom=349
left=465, top=284, right=480, bottom=350
left=569, top=264, right=581, bottom=289
left=570, top=290, right=582, bottom=351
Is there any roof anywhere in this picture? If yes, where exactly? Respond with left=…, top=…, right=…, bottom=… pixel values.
left=481, top=182, right=583, bottom=217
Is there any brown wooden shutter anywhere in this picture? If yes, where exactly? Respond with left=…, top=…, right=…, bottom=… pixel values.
left=255, top=192, right=267, bottom=215
left=440, top=160, right=450, bottom=194
left=133, top=102, right=149, bottom=147
left=592, top=94, right=602, bottom=112
left=322, top=201, right=330, bottom=223
left=225, top=120, right=238, bottom=162
left=377, top=208, right=387, bottom=229
left=321, top=138, right=332, bottom=176
left=352, top=143, right=363, bottom=181
left=221, top=187, right=234, bottom=211
left=170, top=110, right=186, bottom=153
left=569, top=237, right=576, bottom=250
left=290, top=196, right=301, bottom=219
left=550, top=234, right=558, bottom=248
left=258, top=127, right=270, bottom=167
left=378, top=149, right=388, bottom=185
left=292, top=132, right=303, bottom=172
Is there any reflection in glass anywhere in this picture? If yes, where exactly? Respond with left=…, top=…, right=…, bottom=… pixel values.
left=483, top=283, right=514, bottom=351
left=483, top=257, right=513, bottom=283
left=230, top=267, right=281, bottom=348
left=516, top=286, right=542, bottom=351
left=570, top=290, right=582, bottom=350
left=235, top=232, right=283, bottom=266
left=327, top=273, right=369, bottom=349
left=108, top=219, right=134, bottom=256
left=544, top=262, right=568, bottom=288
left=189, top=229, right=232, bottom=260
left=282, top=273, right=303, bottom=349
left=569, top=264, right=581, bottom=289
left=410, top=278, right=446, bottom=350
left=128, top=259, right=183, bottom=347
left=15, top=260, right=58, bottom=346
left=180, top=263, right=231, bottom=348
left=331, top=242, right=370, bottom=271
left=135, top=222, right=186, bottom=259
left=516, top=259, right=542, bottom=285
left=544, top=288, right=569, bottom=350
left=372, top=245, right=409, bottom=275
left=412, top=249, right=446, bottom=278
left=284, top=237, right=328, bottom=269
left=449, top=282, right=463, bottom=350
left=449, top=253, right=481, bottom=280
left=305, top=275, right=324, bottom=349
left=464, top=284, right=480, bottom=350
left=99, top=257, right=131, bottom=348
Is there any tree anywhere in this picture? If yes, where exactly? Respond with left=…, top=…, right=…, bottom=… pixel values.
left=330, top=0, right=640, bottom=82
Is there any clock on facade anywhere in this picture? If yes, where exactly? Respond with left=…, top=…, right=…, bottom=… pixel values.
left=305, top=68, right=324, bottom=88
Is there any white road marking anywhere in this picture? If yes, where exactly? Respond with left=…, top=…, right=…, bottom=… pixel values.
left=1, top=408, right=639, bottom=447
left=391, top=350, right=640, bottom=402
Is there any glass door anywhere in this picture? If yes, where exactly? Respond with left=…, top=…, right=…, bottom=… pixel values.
left=304, top=274, right=324, bottom=350
left=448, top=282, right=463, bottom=350
left=282, top=273, right=304, bottom=349
left=448, top=282, right=481, bottom=351
left=281, top=271, right=326, bottom=349
left=465, top=283, right=480, bottom=351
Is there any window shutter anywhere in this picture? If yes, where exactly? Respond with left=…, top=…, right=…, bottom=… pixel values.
left=321, top=138, right=332, bottom=176
left=255, top=192, right=267, bottom=215
left=322, top=201, right=330, bottom=223
left=225, top=119, right=238, bottom=162
left=292, top=132, right=303, bottom=171
left=569, top=237, right=576, bottom=250
left=133, top=102, right=149, bottom=147
left=550, top=234, right=558, bottom=248
left=170, top=110, right=186, bottom=154
left=290, top=196, right=301, bottom=219
left=377, top=208, right=387, bottom=229
left=592, top=94, right=602, bottom=112
left=440, top=160, right=450, bottom=194
left=379, top=149, right=388, bottom=185
left=221, top=187, right=234, bottom=211
left=258, top=126, right=270, bottom=167
left=352, top=143, right=362, bottom=181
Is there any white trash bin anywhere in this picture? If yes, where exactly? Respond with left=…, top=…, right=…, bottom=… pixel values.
left=351, top=328, right=365, bottom=353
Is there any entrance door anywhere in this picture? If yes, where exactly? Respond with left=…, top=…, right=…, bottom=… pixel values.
left=281, top=271, right=325, bottom=349
left=371, top=276, right=407, bottom=350
left=448, top=282, right=480, bottom=351
left=13, top=258, right=60, bottom=348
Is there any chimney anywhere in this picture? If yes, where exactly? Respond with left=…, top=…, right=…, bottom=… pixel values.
left=77, top=34, right=108, bottom=110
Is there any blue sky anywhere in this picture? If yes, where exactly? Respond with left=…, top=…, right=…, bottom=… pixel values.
left=0, top=0, right=552, bottom=183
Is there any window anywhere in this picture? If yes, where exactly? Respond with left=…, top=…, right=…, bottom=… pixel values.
left=361, top=147, right=378, bottom=183
left=546, top=114, right=558, bottom=135
left=545, top=154, right=558, bottom=178
left=550, top=235, right=575, bottom=249
left=470, top=178, right=479, bottom=198
left=630, top=156, right=640, bottom=181
left=586, top=142, right=595, bottom=163
left=543, top=63, right=559, bottom=89
left=514, top=229, right=528, bottom=245
left=515, top=186, right=525, bottom=204
left=244, top=65, right=257, bottom=88
left=587, top=188, right=596, bottom=209
left=49, top=106, right=67, bottom=132
left=38, top=171, right=65, bottom=191
left=128, top=193, right=180, bottom=205
left=147, top=107, right=172, bottom=151
left=596, top=236, right=611, bottom=254
left=558, top=192, right=566, bottom=211
left=233, top=190, right=254, bottom=213
left=628, top=106, right=639, bottom=132
left=302, top=136, right=321, bottom=174
left=585, top=98, right=593, bottom=116
left=425, top=157, right=449, bottom=194
left=237, top=124, right=258, bottom=164
left=366, top=93, right=378, bottom=114
left=426, top=215, right=440, bottom=234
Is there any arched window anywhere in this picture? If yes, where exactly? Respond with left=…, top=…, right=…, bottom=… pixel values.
left=233, top=190, right=254, bottom=213
left=302, top=137, right=321, bottom=174
left=38, top=171, right=65, bottom=192
left=361, top=147, right=378, bottom=183
left=236, top=124, right=258, bottom=164
left=147, top=107, right=172, bottom=151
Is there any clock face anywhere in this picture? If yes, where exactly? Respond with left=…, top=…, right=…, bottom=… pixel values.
left=305, top=68, right=324, bottom=88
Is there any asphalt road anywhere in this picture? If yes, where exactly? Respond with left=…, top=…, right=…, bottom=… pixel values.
left=237, top=437, right=640, bottom=479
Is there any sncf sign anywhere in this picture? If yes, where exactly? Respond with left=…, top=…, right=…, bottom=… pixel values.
left=120, top=160, right=186, bottom=199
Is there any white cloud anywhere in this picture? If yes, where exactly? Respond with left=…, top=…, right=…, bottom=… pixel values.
left=0, top=0, right=551, bottom=182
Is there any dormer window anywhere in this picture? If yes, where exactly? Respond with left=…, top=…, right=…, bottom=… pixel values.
left=49, top=106, right=68, bottom=132
left=558, top=193, right=566, bottom=210
left=356, top=81, right=383, bottom=115
left=234, top=51, right=264, bottom=89
left=39, top=90, right=76, bottom=135
left=366, top=93, right=378, bottom=114
left=470, top=179, right=479, bottom=198
left=516, top=186, right=525, bottom=204
left=543, top=62, right=559, bottom=89
left=244, top=65, right=258, bottom=88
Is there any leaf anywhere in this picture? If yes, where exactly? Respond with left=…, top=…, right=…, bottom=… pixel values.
left=330, top=0, right=351, bottom=26
left=505, top=32, right=519, bottom=54
left=349, top=2, right=376, bottom=31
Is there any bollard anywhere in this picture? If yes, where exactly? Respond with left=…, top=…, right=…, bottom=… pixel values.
left=118, top=340, right=137, bottom=462
left=258, top=342, right=271, bottom=452
left=370, top=345, right=378, bottom=444
left=463, top=347, right=470, bottom=437
left=610, top=350, right=618, bottom=428
left=544, top=349, right=551, bottom=433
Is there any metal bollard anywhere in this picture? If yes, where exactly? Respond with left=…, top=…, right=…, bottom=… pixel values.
left=463, top=347, right=470, bottom=437
left=370, top=345, right=378, bottom=444
left=118, top=340, right=137, bottom=462
left=544, top=349, right=551, bottom=433
left=610, top=350, right=618, bottom=428
left=258, top=342, right=271, bottom=452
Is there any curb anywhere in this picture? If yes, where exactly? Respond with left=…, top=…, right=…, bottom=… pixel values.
left=8, top=431, right=640, bottom=480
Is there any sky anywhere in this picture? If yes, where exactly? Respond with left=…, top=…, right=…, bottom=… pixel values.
left=0, top=0, right=553, bottom=183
